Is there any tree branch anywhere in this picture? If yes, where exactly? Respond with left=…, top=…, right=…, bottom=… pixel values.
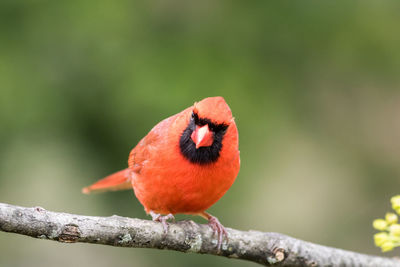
left=0, top=202, right=398, bottom=266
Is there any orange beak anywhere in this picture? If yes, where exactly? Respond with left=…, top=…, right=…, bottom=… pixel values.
left=191, top=124, right=214, bottom=149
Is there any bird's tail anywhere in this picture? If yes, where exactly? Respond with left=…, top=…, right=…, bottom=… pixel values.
left=82, top=168, right=132, bottom=194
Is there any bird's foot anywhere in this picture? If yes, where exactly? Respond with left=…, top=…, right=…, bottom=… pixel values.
left=203, top=212, right=228, bottom=252
left=149, top=211, right=175, bottom=233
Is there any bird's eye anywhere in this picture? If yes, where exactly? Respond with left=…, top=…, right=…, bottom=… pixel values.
left=192, top=112, right=199, bottom=123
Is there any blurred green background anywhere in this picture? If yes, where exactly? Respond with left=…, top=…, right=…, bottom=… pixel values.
left=1, top=1, right=400, bottom=266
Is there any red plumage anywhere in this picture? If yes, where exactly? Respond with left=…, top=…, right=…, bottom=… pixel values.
left=83, top=96, right=240, bottom=249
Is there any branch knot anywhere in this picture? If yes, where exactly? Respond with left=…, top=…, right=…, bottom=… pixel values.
left=58, top=224, right=80, bottom=243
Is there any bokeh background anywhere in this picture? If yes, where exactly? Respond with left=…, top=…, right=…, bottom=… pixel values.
left=1, top=1, right=400, bottom=266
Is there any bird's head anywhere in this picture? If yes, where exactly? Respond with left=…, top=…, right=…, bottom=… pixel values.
left=179, top=96, right=235, bottom=164
left=191, top=97, right=232, bottom=149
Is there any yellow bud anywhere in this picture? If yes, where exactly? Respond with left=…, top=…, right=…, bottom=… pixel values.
left=381, top=241, right=395, bottom=252
left=374, top=232, right=389, bottom=246
left=391, top=195, right=400, bottom=210
left=386, top=213, right=398, bottom=225
left=395, top=207, right=400, bottom=216
left=373, top=219, right=388, bottom=231
left=390, top=224, right=400, bottom=236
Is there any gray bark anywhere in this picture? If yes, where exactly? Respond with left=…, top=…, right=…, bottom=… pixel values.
left=0, top=202, right=398, bottom=266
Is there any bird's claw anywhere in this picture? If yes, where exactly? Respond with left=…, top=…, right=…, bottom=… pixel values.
left=149, top=211, right=175, bottom=233
left=207, top=215, right=228, bottom=252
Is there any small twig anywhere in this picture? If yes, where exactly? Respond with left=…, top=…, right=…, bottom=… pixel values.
left=0, top=202, right=398, bottom=266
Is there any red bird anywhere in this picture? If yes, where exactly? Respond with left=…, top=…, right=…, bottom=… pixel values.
left=82, top=96, right=240, bottom=249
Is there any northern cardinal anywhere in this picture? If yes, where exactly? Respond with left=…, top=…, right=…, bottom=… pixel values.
left=82, top=96, right=240, bottom=249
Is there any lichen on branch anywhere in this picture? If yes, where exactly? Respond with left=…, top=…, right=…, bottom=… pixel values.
left=0, top=202, right=399, bottom=267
